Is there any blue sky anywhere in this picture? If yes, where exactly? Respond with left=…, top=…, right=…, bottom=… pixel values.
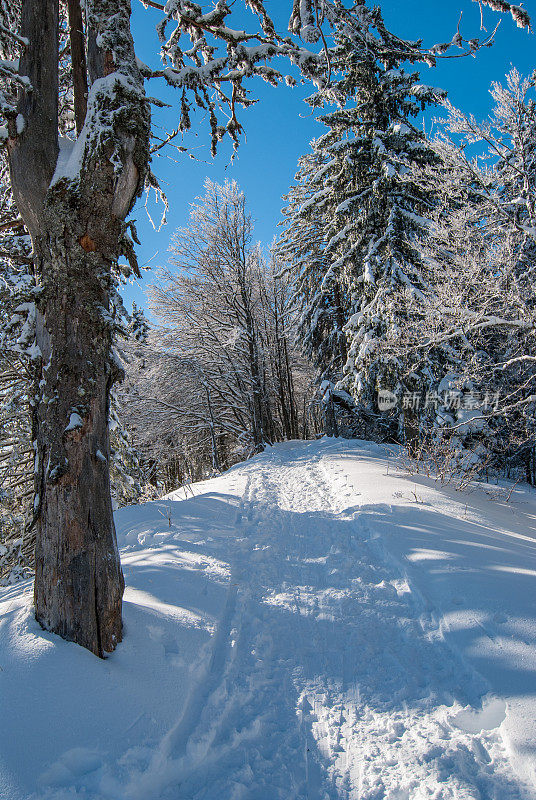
left=123, top=0, right=535, bottom=316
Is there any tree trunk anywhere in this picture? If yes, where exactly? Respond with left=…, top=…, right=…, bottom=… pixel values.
left=282, top=336, right=299, bottom=439
left=403, top=406, right=420, bottom=456
left=245, top=324, right=265, bottom=452
left=30, top=159, right=131, bottom=655
left=324, top=392, right=338, bottom=437
left=205, top=385, right=220, bottom=473
left=7, top=0, right=150, bottom=656
left=32, top=215, right=124, bottom=657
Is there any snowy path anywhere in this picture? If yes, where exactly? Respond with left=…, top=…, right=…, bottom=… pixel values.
left=125, top=443, right=532, bottom=800
left=1, top=439, right=535, bottom=799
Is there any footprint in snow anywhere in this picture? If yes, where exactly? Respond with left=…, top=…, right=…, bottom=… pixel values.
left=449, top=696, right=507, bottom=735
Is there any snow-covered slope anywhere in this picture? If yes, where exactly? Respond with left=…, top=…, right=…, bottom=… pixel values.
left=1, top=439, right=536, bottom=800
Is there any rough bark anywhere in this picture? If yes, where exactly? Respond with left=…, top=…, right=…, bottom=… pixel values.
left=29, top=150, right=136, bottom=655
left=8, top=0, right=59, bottom=233
left=7, top=0, right=150, bottom=657
left=67, top=0, right=88, bottom=134
left=33, top=219, right=124, bottom=656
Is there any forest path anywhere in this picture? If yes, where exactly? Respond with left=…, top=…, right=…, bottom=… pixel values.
left=126, top=441, right=529, bottom=800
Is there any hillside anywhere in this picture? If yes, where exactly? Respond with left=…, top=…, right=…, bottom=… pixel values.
left=1, top=439, right=536, bottom=800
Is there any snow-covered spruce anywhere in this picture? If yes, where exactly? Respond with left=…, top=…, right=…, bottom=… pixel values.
left=279, top=18, right=444, bottom=442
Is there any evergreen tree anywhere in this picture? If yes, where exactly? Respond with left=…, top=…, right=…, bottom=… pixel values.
left=129, top=302, right=150, bottom=344
left=279, top=148, right=350, bottom=382
left=280, top=18, right=444, bottom=440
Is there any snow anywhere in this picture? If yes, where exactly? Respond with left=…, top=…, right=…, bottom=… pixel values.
left=326, top=223, right=352, bottom=252
left=51, top=136, right=78, bottom=186
left=1, top=439, right=536, bottom=799
left=64, top=412, right=83, bottom=432
left=391, top=122, right=412, bottom=136
left=335, top=195, right=362, bottom=214
left=51, top=74, right=142, bottom=186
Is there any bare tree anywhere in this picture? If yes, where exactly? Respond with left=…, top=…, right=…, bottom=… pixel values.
left=391, top=70, right=536, bottom=476
left=124, top=181, right=314, bottom=479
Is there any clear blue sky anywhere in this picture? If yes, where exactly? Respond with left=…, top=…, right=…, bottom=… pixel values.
left=122, top=0, right=535, bottom=316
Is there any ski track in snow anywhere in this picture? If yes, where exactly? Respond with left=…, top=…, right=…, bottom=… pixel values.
left=3, top=441, right=534, bottom=800
left=120, top=444, right=530, bottom=800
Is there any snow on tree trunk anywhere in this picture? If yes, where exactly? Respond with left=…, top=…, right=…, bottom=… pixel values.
left=7, top=0, right=150, bottom=656
left=32, top=218, right=125, bottom=657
